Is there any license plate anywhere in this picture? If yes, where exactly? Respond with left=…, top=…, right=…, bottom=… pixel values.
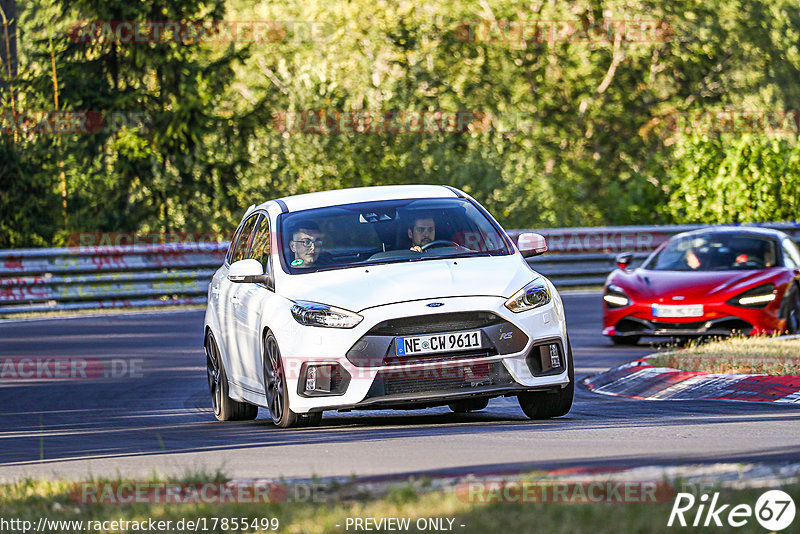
left=652, top=304, right=704, bottom=318
left=395, top=331, right=482, bottom=356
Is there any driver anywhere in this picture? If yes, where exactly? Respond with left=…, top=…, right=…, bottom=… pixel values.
left=408, top=216, right=436, bottom=252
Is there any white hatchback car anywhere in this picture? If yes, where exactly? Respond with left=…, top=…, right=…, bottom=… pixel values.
left=204, top=185, right=573, bottom=427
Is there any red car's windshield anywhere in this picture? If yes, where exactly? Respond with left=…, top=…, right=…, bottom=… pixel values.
left=643, top=234, right=778, bottom=271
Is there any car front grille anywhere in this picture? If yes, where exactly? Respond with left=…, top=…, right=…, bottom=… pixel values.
left=366, top=361, right=515, bottom=397
left=381, top=349, right=495, bottom=366
left=616, top=317, right=754, bottom=335
left=649, top=320, right=709, bottom=331
left=366, top=311, right=504, bottom=336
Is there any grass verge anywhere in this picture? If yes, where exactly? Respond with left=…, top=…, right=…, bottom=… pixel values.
left=0, top=474, right=798, bottom=533
left=649, top=336, right=800, bottom=374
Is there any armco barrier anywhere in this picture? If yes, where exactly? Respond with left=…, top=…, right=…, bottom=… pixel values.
left=0, top=243, right=226, bottom=314
left=0, top=223, right=798, bottom=315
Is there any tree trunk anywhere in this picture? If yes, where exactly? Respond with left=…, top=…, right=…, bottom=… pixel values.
left=0, top=0, right=17, bottom=92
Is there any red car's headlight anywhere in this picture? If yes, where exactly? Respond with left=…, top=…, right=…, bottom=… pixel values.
left=603, top=284, right=631, bottom=308
left=728, top=283, right=777, bottom=308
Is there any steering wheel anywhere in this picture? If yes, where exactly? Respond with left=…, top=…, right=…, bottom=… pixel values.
left=736, top=258, right=765, bottom=268
left=421, top=240, right=460, bottom=251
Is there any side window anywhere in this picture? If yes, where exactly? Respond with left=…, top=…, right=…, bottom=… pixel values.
left=248, top=215, right=271, bottom=269
left=783, top=239, right=800, bottom=268
left=228, top=214, right=260, bottom=264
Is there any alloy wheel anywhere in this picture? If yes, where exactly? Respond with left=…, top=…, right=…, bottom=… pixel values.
left=205, top=333, right=222, bottom=416
left=264, top=336, right=285, bottom=424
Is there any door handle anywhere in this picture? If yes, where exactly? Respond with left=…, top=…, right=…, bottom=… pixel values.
left=231, top=294, right=241, bottom=306
left=211, top=285, right=220, bottom=295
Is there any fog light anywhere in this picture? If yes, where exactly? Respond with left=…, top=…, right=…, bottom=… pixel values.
left=306, top=366, right=317, bottom=392
left=299, top=363, right=351, bottom=397
left=549, top=344, right=561, bottom=368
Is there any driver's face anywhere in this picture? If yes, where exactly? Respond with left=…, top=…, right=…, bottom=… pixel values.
left=289, top=230, right=321, bottom=266
left=408, top=218, right=435, bottom=247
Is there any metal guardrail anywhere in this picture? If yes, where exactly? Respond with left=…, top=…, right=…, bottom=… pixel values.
left=0, top=243, right=225, bottom=314
left=1, top=223, right=798, bottom=314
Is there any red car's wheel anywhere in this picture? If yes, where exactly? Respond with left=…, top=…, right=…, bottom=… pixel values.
left=786, top=288, right=800, bottom=334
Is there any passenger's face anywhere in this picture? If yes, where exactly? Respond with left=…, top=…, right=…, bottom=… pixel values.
left=290, top=230, right=321, bottom=266
left=409, top=218, right=436, bottom=247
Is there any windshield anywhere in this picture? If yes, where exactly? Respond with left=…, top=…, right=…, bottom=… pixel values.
left=278, top=198, right=512, bottom=273
left=643, top=233, right=778, bottom=271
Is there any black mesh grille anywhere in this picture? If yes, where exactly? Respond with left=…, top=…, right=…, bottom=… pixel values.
left=615, top=317, right=753, bottom=334
left=710, top=319, right=753, bottom=333
left=370, top=361, right=514, bottom=397
left=615, top=319, right=648, bottom=333
left=649, top=320, right=709, bottom=330
left=367, top=312, right=505, bottom=336
left=382, top=349, right=495, bottom=366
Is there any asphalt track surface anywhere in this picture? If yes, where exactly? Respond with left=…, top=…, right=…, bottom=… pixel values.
left=1, top=292, right=799, bottom=482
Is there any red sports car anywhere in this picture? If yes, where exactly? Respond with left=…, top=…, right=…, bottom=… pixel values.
left=602, top=227, right=800, bottom=345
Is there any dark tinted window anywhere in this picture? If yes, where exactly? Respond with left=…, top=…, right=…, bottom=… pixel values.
left=248, top=215, right=271, bottom=269
left=279, top=197, right=511, bottom=273
left=228, top=214, right=260, bottom=264
left=644, top=233, right=778, bottom=271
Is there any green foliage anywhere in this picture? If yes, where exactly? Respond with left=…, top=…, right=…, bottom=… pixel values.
left=662, top=133, right=800, bottom=223
left=2, top=0, right=800, bottom=247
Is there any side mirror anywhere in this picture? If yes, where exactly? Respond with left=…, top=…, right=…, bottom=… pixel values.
left=518, top=232, right=548, bottom=258
left=229, top=259, right=269, bottom=284
left=615, top=252, right=633, bottom=271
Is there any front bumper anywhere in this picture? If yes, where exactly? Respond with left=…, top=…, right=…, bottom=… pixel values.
left=602, top=300, right=782, bottom=338
left=276, top=295, right=570, bottom=413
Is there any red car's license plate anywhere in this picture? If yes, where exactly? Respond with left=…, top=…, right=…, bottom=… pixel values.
left=652, top=304, right=704, bottom=318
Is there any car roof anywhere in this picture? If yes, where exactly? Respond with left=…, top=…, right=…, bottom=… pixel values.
left=672, top=225, right=789, bottom=241
left=255, top=185, right=461, bottom=213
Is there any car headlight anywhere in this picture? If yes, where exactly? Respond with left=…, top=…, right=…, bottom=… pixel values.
left=728, top=284, right=777, bottom=308
left=603, top=284, right=631, bottom=308
left=505, top=278, right=551, bottom=313
left=291, top=300, right=363, bottom=328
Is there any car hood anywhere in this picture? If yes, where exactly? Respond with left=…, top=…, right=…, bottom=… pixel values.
left=276, top=254, right=537, bottom=312
left=611, top=268, right=779, bottom=301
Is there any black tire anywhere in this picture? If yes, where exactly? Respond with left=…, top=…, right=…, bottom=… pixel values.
left=518, top=338, right=574, bottom=419
left=205, top=331, right=258, bottom=421
left=449, top=397, right=490, bottom=413
left=785, top=287, right=800, bottom=335
left=611, top=335, right=640, bottom=346
left=298, top=412, right=323, bottom=427
left=263, top=332, right=303, bottom=428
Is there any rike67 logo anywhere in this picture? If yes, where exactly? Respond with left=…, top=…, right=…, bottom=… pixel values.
left=668, top=489, right=796, bottom=531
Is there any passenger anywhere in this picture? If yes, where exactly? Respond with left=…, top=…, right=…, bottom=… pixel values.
left=684, top=247, right=707, bottom=270
left=288, top=222, right=331, bottom=268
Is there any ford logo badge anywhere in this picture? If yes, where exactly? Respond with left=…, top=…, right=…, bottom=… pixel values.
left=426, top=302, right=445, bottom=308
